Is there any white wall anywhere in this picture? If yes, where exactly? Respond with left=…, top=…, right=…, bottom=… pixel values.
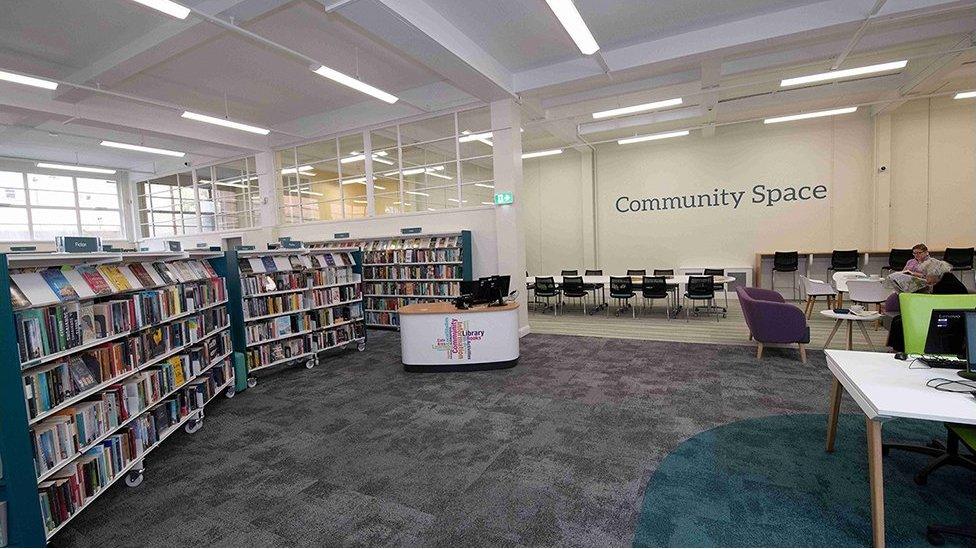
left=522, top=148, right=586, bottom=274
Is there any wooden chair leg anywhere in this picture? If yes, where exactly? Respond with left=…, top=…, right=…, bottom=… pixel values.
left=798, top=343, right=807, bottom=363
left=756, top=343, right=764, bottom=359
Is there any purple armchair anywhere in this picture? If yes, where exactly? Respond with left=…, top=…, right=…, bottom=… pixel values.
left=736, top=286, right=811, bottom=362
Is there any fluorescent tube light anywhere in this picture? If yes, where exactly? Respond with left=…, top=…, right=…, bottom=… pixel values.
left=522, top=149, right=563, bottom=159
left=312, top=65, right=398, bottom=104
left=763, top=107, right=857, bottom=124
left=129, top=0, right=190, bottom=19
left=181, top=111, right=270, bottom=135
left=481, top=202, right=493, bottom=206
left=545, top=0, right=599, bottom=55
left=780, top=60, right=907, bottom=87
left=425, top=170, right=453, bottom=180
left=459, top=131, right=494, bottom=144
left=617, top=130, right=689, bottom=145
left=36, top=162, right=116, bottom=174
left=404, top=190, right=431, bottom=197
left=592, top=98, right=683, bottom=119
left=427, top=208, right=436, bottom=211
left=954, top=91, right=976, bottom=99
left=448, top=199, right=468, bottom=203
left=340, top=151, right=392, bottom=164
left=100, top=140, right=185, bottom=157
left=474, top=183, right=495, bottom=189
left=0, top=70, right=58, bottom=90
left=393, top=201, right=412, bottom=206
left=341, top=177, right=367, bottom=184
left=398, top=165, right=445, bottom=176
left=353, top=200, right=368, bottom=204
left=281, top=165, right=314, bottom=175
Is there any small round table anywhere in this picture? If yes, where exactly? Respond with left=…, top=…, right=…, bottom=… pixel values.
left=821, top=310, right=882, bottom=351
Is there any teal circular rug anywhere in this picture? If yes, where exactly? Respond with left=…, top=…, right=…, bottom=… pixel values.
left=634, top=413, right=976, bottom=547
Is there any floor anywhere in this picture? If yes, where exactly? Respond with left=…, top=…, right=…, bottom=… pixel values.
left=529, top=292, right=885, bottom=352
left=52, top=330, right=851, bottom=547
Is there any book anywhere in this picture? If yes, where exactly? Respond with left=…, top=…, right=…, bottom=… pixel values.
left=97, top=265, right=132, bottom=292
left=60, top=267, right=96, bottom=300
left=199, top=261, right=218, bottom=279
left=152, top=262, right=176, bottom=285
left=248, top=258, right=266, bottom=274
left=117, top=266, right=144, bottom=289
left=80, top=303, right=96, bottom=342
left=10, top=272, right=60, bottom=307
left=139, top=262, right=165, bottom=286
left=289, top=256, right=304, bottom=270
left=261, top=256, right=277, bottom=272
left=67, top=356, right=100, bottom=392
left=128, top=263, right=157, bottom=288
left=9, top=278, right=30, bottom=310
left=75, top=266, right=113, bottom=296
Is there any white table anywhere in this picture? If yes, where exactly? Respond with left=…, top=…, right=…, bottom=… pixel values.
left=825, top=350, right=976, bottom=547
left=821, top=309, right=883, bottom=351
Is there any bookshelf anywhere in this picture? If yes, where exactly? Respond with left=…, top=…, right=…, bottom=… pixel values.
left=0, top=250, right=234, bottom=545
left=310, top=231, right=472, bottom=330
left=230, top=247, right=365, bottom=387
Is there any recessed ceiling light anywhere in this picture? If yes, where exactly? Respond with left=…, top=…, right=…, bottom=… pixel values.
left=954, top=91, right=976, bottom=99
left=100, top=140, right=185, bottom=157
left=36, top=162, right=116, bottom=174
left=763, top=107, right=857, bottom=124
left=181, top=111, right=270, bottom=135
left=0, top=70, right=58, bottom=90
left=522, top=149, right=563, bottom=159
left=129, top=0, right=190, bottom=19
left=617, top=130, right=689, bottom=145
left=281, top=165, right=314, bottom=175
left=545, top=0, right=599, bottom=55
left=780, top=60, right=907, bottom=87
left=592, top=98, right=683, bottom=119
left=312, top=65, right=398, bottom=104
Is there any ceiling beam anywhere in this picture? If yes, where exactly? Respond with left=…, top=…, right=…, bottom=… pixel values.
left=699, top=59, right=723, bottom=137
left=872, top=31, right=976, bottom=114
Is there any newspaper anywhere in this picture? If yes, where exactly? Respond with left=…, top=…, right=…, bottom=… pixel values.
left=885, top=271, right=927, bottom=293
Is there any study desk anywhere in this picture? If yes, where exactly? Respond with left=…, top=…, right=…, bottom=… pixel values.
left=824, top=350, right=976, bottom=547
left=398, top=301, right=519, bottom=372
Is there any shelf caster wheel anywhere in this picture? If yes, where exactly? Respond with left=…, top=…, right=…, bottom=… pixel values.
left=184, top=418, right=203, bottom=434
left=247, top=377, right=257, bottom=389
left=224, top=387, right=236, bottom=399
left=305, top=360, right=315, bottom=369
left=125, top=470, right=144, bottom=488
left=358, top=341, right=366, bottom=352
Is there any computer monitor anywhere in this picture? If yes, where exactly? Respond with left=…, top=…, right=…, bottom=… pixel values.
left=960, top=311, right=976, bottom=380
left=460, top=280, right=481, bottom=296
left=923, top=309, right=968, bottom=358
left=460, top=275, right=511, bottom=305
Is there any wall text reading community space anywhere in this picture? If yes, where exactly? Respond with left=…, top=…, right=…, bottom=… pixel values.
left=614, top=184, right=828, bottom=214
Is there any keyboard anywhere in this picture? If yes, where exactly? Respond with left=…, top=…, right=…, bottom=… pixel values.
left=918, top=356, right=968, bottom=369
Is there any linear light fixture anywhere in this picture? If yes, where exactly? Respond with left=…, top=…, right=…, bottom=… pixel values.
left=474, top=183, right=495, bottom=189
left=522, top=149, right=563, bottom=159
left=404, top=190, right=431, bottom=197
left=481, top=202, right=493, bottom=206
left=447, top=198, right=468, bottom=203
left=617, top=130, right=690, bottom=145
left=36, top=162, right=116, bottom=174
left=100, top=140, right=185, bottom=157
left=592, top=97, right=683, bottom=119
left=763, top=106, right=857, bottom=124
left=396, top=165, right=446, bottom=177
left=311, top=65, right=398, bottom=104
left=281, top=165, right=314, bottom=175
left=181, top=111, right=270, bottom=135
left=0, top=69, right=58, bottom=90
left=353, top=199, right=368, bottom=204
left=129, top=0, right=190, bottom=19
left=780, top=60, right=907, bottom=87
left=955, top=91, right=976, bottom=99
left=459, top=131, right=494, bottom=145
left=545, top=0, right=599, bottom=55
left=341, top=176, right=367, bottom=184
left=340, top=150, right=393, bottom=165
left=393, top=201, right=412, bottom=206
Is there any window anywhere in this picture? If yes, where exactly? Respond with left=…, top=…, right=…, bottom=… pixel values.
left=137, top=156, right=262, bottom=238
left=0, top=169, right=124, bottom=241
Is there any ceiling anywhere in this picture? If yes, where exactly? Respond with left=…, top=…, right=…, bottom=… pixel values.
left=0, top=0, right=973, bottom=176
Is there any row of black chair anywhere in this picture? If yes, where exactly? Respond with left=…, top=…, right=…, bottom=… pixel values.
left=533, top=275, right=721, bottom=321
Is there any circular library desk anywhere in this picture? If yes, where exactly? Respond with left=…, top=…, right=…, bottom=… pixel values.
left=398, top=301, right=520, bottom=372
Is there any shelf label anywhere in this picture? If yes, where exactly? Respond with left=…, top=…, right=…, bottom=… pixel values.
left=235, top=245, right=255, bottom=251
left=56, top=236, right=100, bottom=253
left=10, top=245, right=37, bottom=251
left=333, top=232, right=350, bottom=239
left=494, top=191, right=514, bottom=205
left=401, top=227, right=423, bottom=234
left=281, top=240, right=303, bottom=249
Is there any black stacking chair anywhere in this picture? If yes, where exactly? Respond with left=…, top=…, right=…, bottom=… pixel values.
left=703, top=268, right=729, bottom=316
left=772, top=251, right=799, bottom=300
left=641, top=276, right=670, bottom=319
left=654, top=269, right=679, bottom=310
left=584, top=269, right=604, bottom=311
left=560, top=269, right=578, bottom=276
left=608, top=276, right=636, bottom=318
left=828, top=250, right=859, bottom=273
left=881, top=248, right=913, bottom=276
left=684, top=276, right=718, bottom=322
left=943, top=247, right=975, bottom=272
left=534, top=276, right=560, bottom=316
left=626, top=269, right=646, bottom=276
left=561, top=276, right=588, bottom=314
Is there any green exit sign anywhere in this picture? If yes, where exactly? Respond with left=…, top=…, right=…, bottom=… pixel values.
left=494, top=191, right=514, bottom=205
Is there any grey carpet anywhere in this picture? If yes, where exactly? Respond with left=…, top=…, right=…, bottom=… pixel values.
left=52, top=332, right=854, bottom=547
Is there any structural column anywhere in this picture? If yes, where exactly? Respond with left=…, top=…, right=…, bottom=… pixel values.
left=254, top=150, right=279, bottom=237
left=579, top=148, right=596, bottom=268
left=873, top=114, right=892, bottom=250
left=491, top=99, right=529, bottom=335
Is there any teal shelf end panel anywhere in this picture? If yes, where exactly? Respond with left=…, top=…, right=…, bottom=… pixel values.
left=460, top=230, right=473, bottom=281
left=0, top=254, right=47, bottom=547
left=351, top=250, right=363, bottom=277
left=211, top=251, right=248, bottom=393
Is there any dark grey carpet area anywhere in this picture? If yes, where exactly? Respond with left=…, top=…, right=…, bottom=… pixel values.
left=52, top=332, right=851, bottom=547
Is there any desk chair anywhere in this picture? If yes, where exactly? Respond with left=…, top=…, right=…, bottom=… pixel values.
left=640, top=276, right=670, bottom=319
left=608, top=276, right=636, bottom=318
left=561, top=276, right=588, bottom=314
left=800, top=275, right=835, bottom=318
left=703, top=268, right=729, bottom=316
left=925, top=428, right=976, bottom=546
left=534, top=277, right=560, bottom=316
left=684, top=275, right=718, bottom=322
left=881, top=248, right=913, bottom=276
left=943, top=247, right=975, bottom=272
left=772, top=251, right=800, bottom=300
left=626, top=269, right=646, bottom=276
left=828, top=249, right=859, bottom=274
left=561, top=269, right=579, bottom=276
left=654, top=269, right=679, bottom=310
left=884, top=422, right=976, bottom=485
left=584, top=269, right=605, bottom=311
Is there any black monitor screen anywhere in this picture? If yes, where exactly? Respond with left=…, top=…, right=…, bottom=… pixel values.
left=924, top=309, right=968, bottom=357
left=966, top=311, right=976, bottom=367
left=460, top=281, right=480, bottom=296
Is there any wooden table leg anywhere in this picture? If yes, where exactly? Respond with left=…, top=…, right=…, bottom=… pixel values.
left=826, top=376, right=843, bottom=452
left=825, top=319, right=843, bottom=348
left=866, top=417, right=886, bottom=547
left=857, top=321, right=877, bottom=351
left=847, top=320, right=854, bottom=350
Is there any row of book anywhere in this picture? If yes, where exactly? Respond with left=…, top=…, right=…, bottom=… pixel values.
left=365, top=311, right=399, bottom=327
left=10, top=260, right=219, bottom=310
left=241, top=272, right=308, bottom=297
left=363, top=265, right=462, bottom=280
left=308, top=269, right=359, bottom=287
left=363, top=281, right=460, bottom=297
left=363, top=248, right=461, bottom=264
left=310, top=322, right=365, bottom=350
left=243, top=293, right=306, bottom=320
left=246, top=337, right=310, bottom=370
left=309, top=286, right=360, bottom=308
left=350, top=236, right=460, bottom=251
left=364, top=296, right=434, bottom=312
left=309, top=303, right=363, bottom=328
left=237, top=252, right=356, bottom=276
left=245, top=313, right=311, bottom=346
left=15, top=278, right=227, bottom=364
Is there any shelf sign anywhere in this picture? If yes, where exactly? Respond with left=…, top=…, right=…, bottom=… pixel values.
left=333, top=232, right=350, bottom=239
left=281, top=240, right=303, bottom=249
left=10, top=245, right=36, bottom=252
left=56, top=236, right=100, bottom=253
left=195, top=242, right=209, bottom=249
left=401, top=227, right=423, bottom=234
left=277, top=237, right=292, bottom=243
left=235, top=245, right=255, bottom=251
left=494, top=191, right=514, bottom=205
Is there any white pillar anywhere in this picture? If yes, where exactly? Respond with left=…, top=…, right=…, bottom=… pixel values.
left=873, top=114, right=892, bottom=250
left=491, top=99, right=529, bottom=336
left=254, top=150, right=278, bottom=236
left=579, top=148, right=596, bottom=268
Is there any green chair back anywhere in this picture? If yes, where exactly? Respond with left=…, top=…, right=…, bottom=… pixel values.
left=899, top=293, right=976, bottom=354
left=949, top=423, right=976, bottom=453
